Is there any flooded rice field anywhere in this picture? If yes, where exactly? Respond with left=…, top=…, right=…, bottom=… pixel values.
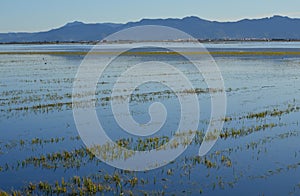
left=0, top=42, right=300, bottom=195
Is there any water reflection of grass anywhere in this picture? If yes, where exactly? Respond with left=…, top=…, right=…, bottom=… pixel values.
left=1, top=87, right=234, bottom=117
left=0, top=101, right=298, bottom=173
left=1, top=127, right=300, bottom=195
left=3, top=86, right=296, bottom=122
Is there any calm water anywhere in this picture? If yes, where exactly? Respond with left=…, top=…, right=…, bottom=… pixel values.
left=0, top=42, right=300, bottom=195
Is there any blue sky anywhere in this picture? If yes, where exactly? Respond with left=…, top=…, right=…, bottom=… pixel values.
left=1, top=0, right=300, bottom=33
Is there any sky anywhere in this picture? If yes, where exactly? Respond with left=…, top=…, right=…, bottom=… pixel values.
left=1, top=0, right=300, bottom=33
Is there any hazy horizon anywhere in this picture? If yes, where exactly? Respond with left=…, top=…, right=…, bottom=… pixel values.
left=1, top=14, right=299, bottom=34
left=1, top=0, right=300, bottom=33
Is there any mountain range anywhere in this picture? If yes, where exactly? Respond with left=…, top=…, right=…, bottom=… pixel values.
left=1, top=15, right=300, bottom=43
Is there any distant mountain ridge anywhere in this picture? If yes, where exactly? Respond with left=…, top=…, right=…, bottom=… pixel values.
left=1, top=15, right=300, bottom=43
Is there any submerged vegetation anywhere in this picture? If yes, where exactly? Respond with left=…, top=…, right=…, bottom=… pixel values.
left=1, top=87, right=299, bottom=194
left=1, top=44, right=300, bottom=195
left=0, top=99, right=299, bottom=194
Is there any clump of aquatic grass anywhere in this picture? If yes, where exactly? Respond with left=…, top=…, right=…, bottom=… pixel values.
left=128, top=177, right=138, bottom=188
left=22, top=176, right=113, bottom=195
left=0, top=136, right=73, bottom=154
left=220, top=122, right=278, bottom=139
left=221, top=155, right=232, bottom=167
left=243, top=103, right=300, bottom=120
left=0, top=191, right=10, bottom=196
left=203, top=129, right=220, bottom=141
left=204, top=158, right=216, bottom=168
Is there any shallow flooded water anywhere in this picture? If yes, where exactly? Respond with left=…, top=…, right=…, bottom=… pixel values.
left=0, top=42, right=300, bottom=195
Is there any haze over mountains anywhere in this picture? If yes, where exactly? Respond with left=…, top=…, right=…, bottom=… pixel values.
left=1, top=15, right=300, bottom=43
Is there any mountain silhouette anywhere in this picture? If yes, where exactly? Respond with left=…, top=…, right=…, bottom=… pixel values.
left=1, top=15, right=300, bottom=43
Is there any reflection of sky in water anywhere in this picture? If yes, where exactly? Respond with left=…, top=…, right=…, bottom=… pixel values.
left=0, top=43, right=300, bottom=194
left=1, top=41, right=300, bottom=52
left=96, top=49, right=209, bottom=143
